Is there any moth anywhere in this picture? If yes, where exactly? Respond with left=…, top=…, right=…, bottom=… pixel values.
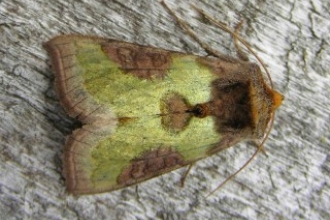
left=44, top=3, right=283, bottom=195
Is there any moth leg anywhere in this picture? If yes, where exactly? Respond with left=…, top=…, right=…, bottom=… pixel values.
left=180, top=163, right=194, bottom=187
left=190, top=5, right=253, bottom=60
left=233, top=21, right=249, bottom=61
left=189, top=5, right=274, bottom=87
left=161, top=1, right=237, bottom=63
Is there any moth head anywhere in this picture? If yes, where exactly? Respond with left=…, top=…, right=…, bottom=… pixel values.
left=249, top=64, right=284, bottom=139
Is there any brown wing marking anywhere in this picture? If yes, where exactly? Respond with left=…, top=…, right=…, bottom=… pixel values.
left=117, top=147, right=186, bottom=186
left=101, top=42, right=171, bottom=79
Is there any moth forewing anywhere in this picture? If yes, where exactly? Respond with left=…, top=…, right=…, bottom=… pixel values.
left=44, top=3, right=283, bottom=195
left=44, top=35, right=282, bottom=195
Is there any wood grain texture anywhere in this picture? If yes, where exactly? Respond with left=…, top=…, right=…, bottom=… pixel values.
left=0, top=0, right=329, bottom=219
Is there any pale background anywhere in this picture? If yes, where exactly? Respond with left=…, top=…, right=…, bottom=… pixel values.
left=0, top=0, right=329, bottom=219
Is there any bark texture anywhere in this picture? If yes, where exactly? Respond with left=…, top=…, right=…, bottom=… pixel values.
left=0, top=0, right=329, bottom=219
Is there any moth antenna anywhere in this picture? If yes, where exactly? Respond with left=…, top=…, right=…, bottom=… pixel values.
left=190, top=5, right=274, bottom=88
left=204, top=146, right=260, bottom=198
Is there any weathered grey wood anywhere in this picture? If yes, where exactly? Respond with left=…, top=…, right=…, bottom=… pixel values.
left=0, top=0, right=329, bottom=219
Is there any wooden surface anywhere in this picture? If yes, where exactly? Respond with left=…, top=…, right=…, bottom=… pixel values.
left=0, top=0, right=329, bottom=219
